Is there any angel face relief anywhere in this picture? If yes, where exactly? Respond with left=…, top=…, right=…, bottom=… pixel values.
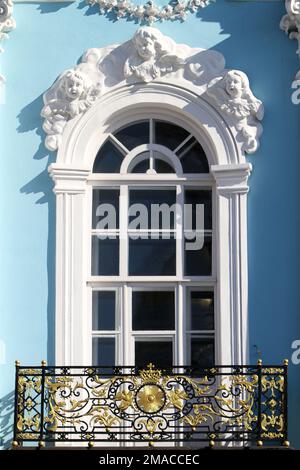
left=63, top=70, right=86, bottom=101
left=41, top=27, right=263, bottom=154
left=207, top=70, right=264, bottom=153
left=41, top=68, right=102, bottom=151
left=134, top=28, right=157, bottom=61
left=124, top=26, right=185, bottom=82
left=225, top=70, right=244, bottom=99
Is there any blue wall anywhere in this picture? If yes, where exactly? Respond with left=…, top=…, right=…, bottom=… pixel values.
left=1, top=0, right=300, bottom=448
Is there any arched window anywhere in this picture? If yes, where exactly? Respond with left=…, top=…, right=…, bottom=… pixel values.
left=89, top=118, right=215, bottom=369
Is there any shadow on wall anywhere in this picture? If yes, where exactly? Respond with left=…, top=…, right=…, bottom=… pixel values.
left=17, top=94, right=56, bottom=366
left=0, top=391, right=14, bottom=450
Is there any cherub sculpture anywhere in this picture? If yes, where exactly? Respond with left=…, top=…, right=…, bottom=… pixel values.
left=41, top=69, right=102, bottom=151
left=124, top=26, right=185, bottom=83
left=207, top=70, right=264, bottom=153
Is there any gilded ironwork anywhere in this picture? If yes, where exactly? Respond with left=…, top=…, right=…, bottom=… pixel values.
left=13, top=363, right=288, bottom=446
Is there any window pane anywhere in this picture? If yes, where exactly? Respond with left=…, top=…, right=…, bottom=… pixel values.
left=135, top=341, right=173, bottom=369
left=185, top=189, right=212, bottom=230
left=155, top=159, right=175, bottom=173
left=189, top=291, right=214, bottom=330
left=129, top=189, right=176, bottom=230
left=131, top=159, right=150, bottom=173
left=179, top=140, right=209, bottom=173
left=129, top=235, right=176, bottom=276
left=92, top=337, right=115, bottom=366
left=190, top=338, right=214, bottom=368
left=93, top=291, right=116, bottom=331
left=132, top=291, right=175, bottom=330
left=92, top=189, right=119, bottom=229
left=114, top=121, right=149, bottom=150
left=154, top=120, right=189, bottom=150
left=184, top=235, right=212, bottom=276
left=91, top=236, right=119, bottom=276
left=93, top=140, right=124, bottom=173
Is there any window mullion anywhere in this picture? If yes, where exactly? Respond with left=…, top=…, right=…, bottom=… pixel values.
left=176, top=184, right=184, bottom=279
left=119, top=184, right=128, bottom=277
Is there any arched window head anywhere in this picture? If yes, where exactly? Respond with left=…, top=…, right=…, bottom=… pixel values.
left=92, top=119, right=209, bottom=175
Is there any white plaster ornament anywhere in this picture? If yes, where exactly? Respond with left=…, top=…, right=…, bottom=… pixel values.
left=0, top=0, right=16, bottom=83
left=280, top=0, right=300, bottom=57
left=41, top=27, right=264, bottom=154
left=86, top=0, right=212, bottom=24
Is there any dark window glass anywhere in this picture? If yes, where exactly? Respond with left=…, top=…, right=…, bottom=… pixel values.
left=92, top=291, right=116, bottom=331
left=91, top=236, right=119, bottom=276
left=132, top=291, right=175, bottom=330
left=129, top=189, right=176, bottom=229
left=92, top=189, right=119, bottom=229
left=154, top=120, right=189, bottom=150
left=155, top=158, right=175, bottom=173
left=129, top=235, right=176, bottom=276
left=135, top=341, right=173, bottom=369
left=92, top=337, right=115, bottom=366
left=131, top=159, right=150, bottom=173
left=179, top=140, right=209, bottom=173
left=184, top=189, right=212, bottom=230
left=114, top=121, right=149, bottom=150
left=190, top=291, right=214, bottom=330
left=190, top=338, right=214, bottom=368
left=184, top=235, right=212, bottom=276
left=93, top=140, right=124, bottom=173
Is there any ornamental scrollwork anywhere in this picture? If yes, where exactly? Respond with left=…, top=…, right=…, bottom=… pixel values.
left=14, top=364, right=287, bottom=445
left=41, top=27, right=263, bottom=155
left=280, top=0, right=300, bottom=57
left=0, top=0, right=16, bottom=83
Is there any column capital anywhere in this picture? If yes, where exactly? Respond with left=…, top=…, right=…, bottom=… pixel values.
left=48, top=164, right=90, bottom=194
left=211, top=163, right=252, bottom=195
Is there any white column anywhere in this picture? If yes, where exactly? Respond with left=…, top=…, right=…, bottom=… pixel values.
left=211, top=163, right=252, bottom=366
left=49, top=164, right=90, bottom=366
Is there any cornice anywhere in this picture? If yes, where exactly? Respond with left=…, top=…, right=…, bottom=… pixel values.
left=41, top=27, right=264, bottom=156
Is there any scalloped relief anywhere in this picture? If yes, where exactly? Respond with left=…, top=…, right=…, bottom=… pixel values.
left=41, top=27, right=263, bottom=154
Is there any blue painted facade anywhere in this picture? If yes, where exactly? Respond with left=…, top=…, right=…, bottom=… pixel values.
left=1, top=0, right=300, bottom=448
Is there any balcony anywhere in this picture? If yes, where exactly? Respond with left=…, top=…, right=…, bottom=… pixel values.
left=12, top=362, right=289, bottom=448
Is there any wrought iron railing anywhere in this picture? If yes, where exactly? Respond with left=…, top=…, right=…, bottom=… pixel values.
left=12, top=361, right=289, bottom=448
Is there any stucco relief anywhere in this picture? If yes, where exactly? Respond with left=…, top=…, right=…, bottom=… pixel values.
left=42, top=27, right=264, bottom=154
left=124, top=27, right=185, bottom=82
left=207, top=70, right=264, bottom=153
left=280, top=1, right=300, bottom=56
left=0, top=0, right=16, bottom=83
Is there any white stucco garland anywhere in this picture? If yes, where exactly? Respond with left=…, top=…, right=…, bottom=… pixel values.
left=41, top=26, right=264, bottom=155
left=86, top=0, right=212, bottom=23
left=0, top=0, right=16, bottom=83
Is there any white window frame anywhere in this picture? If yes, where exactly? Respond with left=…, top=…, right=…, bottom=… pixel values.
left=49, top=83, right=251, bottom=367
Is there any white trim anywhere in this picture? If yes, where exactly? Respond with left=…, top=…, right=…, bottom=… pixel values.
left=48, top=37, right=256, bottom=367
left=42, top=27, right=263, bottom=155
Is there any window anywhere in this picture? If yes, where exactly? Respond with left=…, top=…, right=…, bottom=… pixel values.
left=90, top=118, right=214, bottom=368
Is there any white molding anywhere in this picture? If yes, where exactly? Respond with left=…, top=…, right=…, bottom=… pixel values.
left=48, top=28, right=261, bottom=367
left=0, top=0, right=16, bottom=83
left=42, top=27, right=264, bottom=156
left=211, top=163, right=251, bottom=364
